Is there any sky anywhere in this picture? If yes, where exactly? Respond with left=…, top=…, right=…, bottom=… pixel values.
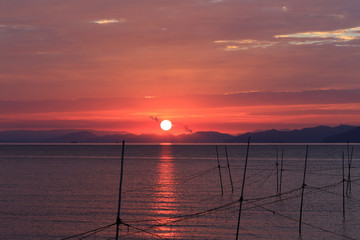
left=1, top=0, right=360, bottom=135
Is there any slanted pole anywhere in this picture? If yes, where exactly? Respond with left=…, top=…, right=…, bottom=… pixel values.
left=299, top=145, right=309, bottom=235
left=115, top=140, right=126, bottom=240
left=216, top=145, right=224, bottom=195
left=225, top=145, right=234, bottom=193
left=235, top=137, right=251, bottom=240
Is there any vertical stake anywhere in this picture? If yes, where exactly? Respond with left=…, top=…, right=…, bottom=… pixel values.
left=225, top=145, right=234, bottom=193
left=342, top=151, right=345, bottom=220
left=299, top=145, right=309, bottom=235
left=279, top=148, right=284, bottom=198
left=276, top=148, right=279, bottom=195
left=346, top=144, right=353, bottom=195
left=115, top=140, right=125, bottom=240
left=350, top=147, right=353, bottom=193
left=235, top=137, right=251, bottom=240
left=216, top=145, right=224, bottom=195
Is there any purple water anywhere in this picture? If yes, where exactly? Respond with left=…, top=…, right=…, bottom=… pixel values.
left=0, top=143, right=359, bottom=239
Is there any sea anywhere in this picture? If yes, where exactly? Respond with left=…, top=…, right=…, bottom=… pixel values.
left=1, top=143, right=360, bottom=240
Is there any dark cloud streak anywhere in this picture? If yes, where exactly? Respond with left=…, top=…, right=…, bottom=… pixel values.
left=149, top=116, right=159, bottom=122
left=184, top=125, right=193, bottom=133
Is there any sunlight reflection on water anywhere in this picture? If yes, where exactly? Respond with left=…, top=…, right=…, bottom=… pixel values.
left=152, top=145, right=182, bottom=239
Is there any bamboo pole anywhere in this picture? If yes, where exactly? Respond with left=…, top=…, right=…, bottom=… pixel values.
left=235, top=137, right=250, bottom=240
left=276, top=148, right=279, bottom=195
left=346, top=145, right=353, bottom=196
left=299, top=145, right=309, bottom=235
left=279, top=148, right=284, bottom=198
left=342, top=151, right=345, bottom=220
left=350, top=147, right=353, bottom=194
left=346, top=143, right=350, bottom=195
left=216, top=145, right=224, bottom=195
left=225, top=145, right=234, bottom=193
left=115, top=140, right=125, bottom=240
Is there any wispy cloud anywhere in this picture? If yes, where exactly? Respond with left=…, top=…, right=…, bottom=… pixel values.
left=90, top=18, right=126, bottom=25
left=216, top=26, right=360, bottom=50
left=262, top=6, right=289, bottom=13
left=275, top=26, right=360, bottom=46
left=214, top=39, right=278, bottom=50
left=0, top=24, right=38, bottom=32
left=328, top=14, right=345, bottom=20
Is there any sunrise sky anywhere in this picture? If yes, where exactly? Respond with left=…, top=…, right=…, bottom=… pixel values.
left=1, top=0, right=360, bottom=135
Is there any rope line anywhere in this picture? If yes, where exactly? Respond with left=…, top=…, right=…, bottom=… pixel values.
left=246, top=200, right=357, bottom=240
left=120, top=220, right=170, bottom=239
left=60, top=222, right=116, bottom=240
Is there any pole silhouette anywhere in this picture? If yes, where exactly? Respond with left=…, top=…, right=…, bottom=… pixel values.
left=342, top=151, right=346, bottom=219
left=216, top=145, right=224, bottom=195
left=299, top=145, right=309, bottom=235
left=115, top=140, right=126, bottom=240
left=235, top=137, right=250, bottom=240
left=279, top=148, right=284, bottom=197
left=225, top=145, right=234, bottom=193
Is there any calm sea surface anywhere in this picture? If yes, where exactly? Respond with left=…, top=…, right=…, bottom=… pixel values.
left=1, top=143, right=360, bottom=240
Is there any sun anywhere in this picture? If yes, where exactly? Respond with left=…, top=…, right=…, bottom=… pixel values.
left=160, top=120, right=172, bottom=131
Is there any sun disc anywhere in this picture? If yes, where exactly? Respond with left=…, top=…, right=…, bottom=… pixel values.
left=160, top=120, right=172, bottom=131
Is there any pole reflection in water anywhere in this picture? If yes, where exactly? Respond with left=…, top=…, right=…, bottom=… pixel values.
left=152, top=144, right=182, bottom=239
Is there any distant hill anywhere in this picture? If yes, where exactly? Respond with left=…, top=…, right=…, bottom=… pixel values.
left=0, top=129, right=116, bottom=143
left=45, top=131, right=99, bottom=143
left=175, top=131, right=234, bottom=143
left=0, top=129, right=83, bottom=143
left=0, top=125, right=358, bottom=143
left=323, top=127, right=360, bottom=143
left=226, top=125, right=356, bottom=143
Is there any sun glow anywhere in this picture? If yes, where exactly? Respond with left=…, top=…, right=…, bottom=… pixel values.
left=160, top=120, right=172, bottom=131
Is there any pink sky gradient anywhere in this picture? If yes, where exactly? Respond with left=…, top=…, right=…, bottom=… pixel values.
left=1, top=1, right=360, bottom=134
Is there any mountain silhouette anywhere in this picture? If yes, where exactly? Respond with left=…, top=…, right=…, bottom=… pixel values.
left=0, top=125, right=357, bottom=143
left=322, top=127, right=360, bottom=143
left=45, top=131, right=99, bottom=143
left=0, top=129, right=83, bottom=143
left=226, top=125, right=355, bottom=143
left=175, top=131, right=234, bottom=143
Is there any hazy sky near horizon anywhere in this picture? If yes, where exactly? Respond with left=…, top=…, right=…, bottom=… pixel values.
left=1, top=0, right=360, bottom=134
